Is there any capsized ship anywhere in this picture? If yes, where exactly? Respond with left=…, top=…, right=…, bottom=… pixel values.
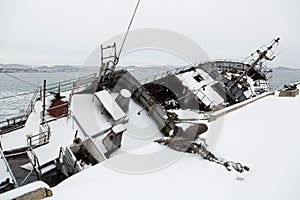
left=0, top=36, right=281, bottom=198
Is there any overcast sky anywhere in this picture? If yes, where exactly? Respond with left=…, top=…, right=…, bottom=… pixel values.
left=0, top=0, right=299, bottom=68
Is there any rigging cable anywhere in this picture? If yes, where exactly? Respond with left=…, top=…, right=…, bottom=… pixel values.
left=0, top=72, right=97, bottom=100
left=116, top=0, right=141, bottom=63
left=0, top=91, right=36, bottom=100
left=2, top=72, right=38, bottom=87
left=0, top=72, right=38, bottom=100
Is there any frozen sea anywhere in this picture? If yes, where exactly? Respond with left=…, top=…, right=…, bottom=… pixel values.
left=0, top=67, right=300, bottom=122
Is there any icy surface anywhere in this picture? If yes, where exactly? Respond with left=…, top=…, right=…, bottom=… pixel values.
left=49, top=85, right=300, bottom=199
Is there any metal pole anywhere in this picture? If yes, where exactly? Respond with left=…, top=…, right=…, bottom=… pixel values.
left=117, top=0, right=141, bottom=62
left=58, top=82, right=61, bottom=94
left=42, top=80, right=46, bottom=123
left=40, top=87, right=42, bottom=101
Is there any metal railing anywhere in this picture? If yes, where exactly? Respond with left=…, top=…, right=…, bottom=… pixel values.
left=138, top=66, right=190, bottom=84
left=26, top=146, right=42, bottom=181
left=0, top=91, right=36, bottom=134
left=72, top=74, right=97, bottom=94
left=0, top=73, right=97, bottom=135
left=0, top=147, right=19, bottom=188
left=0, top=88, right=40, bottom=135
left=27, top=131, right=50, bottom=148
left=27, top=123, right=51, bottom=148
left=0, top=116, right=27, bottom=135
left=45, top=74, right=96, bottom=95
left=58, top=147, right=82, bottom=176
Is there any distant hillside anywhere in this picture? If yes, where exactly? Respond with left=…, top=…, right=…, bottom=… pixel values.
left=0, top=63, right=81, bottom=72
left=0, top=63, right=180, bottom=73
left=273, top=66, right=300, bottom=71
left=0, top=63, right=33, bottom=69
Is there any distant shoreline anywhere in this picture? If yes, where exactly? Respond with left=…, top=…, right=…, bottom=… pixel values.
left=0, top=63, right=299, bottom=74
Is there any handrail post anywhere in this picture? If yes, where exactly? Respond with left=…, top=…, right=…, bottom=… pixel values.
left=42, top=80, right=46, bottom=123
left=58, top=82, right=61, bottom=94
left=40, top=86, right=42, bottom=100
left=153, top=75, right=157, bottom=81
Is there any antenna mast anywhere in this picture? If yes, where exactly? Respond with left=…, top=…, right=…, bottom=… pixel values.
left=94, top=0, right=141, bottom=93
left=230, top=37, right=280, bottom=89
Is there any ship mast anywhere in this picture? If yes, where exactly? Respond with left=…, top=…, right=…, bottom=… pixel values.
left=94, top=0, right=141, bottom=93
left=230, top=37, right=280, bottom=89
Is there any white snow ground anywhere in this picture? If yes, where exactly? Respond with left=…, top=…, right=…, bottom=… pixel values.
left=46, top=85, right=300, bottom=199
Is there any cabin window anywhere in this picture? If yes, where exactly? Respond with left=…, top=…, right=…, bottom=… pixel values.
left=193, top=74, right=204, bottom=82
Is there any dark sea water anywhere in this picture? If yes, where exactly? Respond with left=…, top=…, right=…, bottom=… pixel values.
left=269, top=68, right=300, bottom=91
left=0, top=68, right=299, bottom=122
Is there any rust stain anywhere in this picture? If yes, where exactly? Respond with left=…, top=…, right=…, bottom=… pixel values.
left=48, top=99, right=68, bottom=117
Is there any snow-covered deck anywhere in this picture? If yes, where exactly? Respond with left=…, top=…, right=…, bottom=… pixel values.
left=95, top=90, right=126, bottom=124
left=33, top=118, right=75, bottom=166
left=0, top=86, right=164, bottom=183
left=72, top=93, right=111, bottom=137
left=33, top=89, right=163, bottom=165
left=49, top=84, right=300, bottom=200
left=89, top=91, right=162, bottom=156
